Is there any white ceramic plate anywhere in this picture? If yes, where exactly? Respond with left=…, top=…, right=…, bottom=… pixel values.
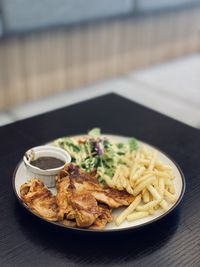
left=13, top=135, right=185, bottom=232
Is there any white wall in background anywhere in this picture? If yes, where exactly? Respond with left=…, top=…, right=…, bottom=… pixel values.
left=1, top=0, right=134, bottom=32
left=137, top=0, right=198, bottom=11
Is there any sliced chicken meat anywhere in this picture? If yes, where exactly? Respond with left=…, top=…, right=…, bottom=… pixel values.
left=20, top=178, right=58, bottom=221
left=56, top=164, right=134, bottom=227
left=20, top=164, right=134, bottom=229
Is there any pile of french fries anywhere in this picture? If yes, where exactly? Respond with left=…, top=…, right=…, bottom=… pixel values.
left=101, top=145, right=177, bottom=225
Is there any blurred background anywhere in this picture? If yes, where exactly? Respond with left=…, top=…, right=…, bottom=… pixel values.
left=0, top=0, right=199, bottom=127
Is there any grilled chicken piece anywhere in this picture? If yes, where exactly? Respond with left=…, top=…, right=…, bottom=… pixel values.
left=56, top=164, right=133, bottom=228
left=20, top=178, right=57, bottom=221
left=89, top=204, right=112, bottom=230
left=90, top=190, right=133, bottom=208
left=56, top=176, right=72, bottom=221
left=68, top=192, right=100, bottom=227
left=58, top=164, right=134, bottom=209
left=62, top=219, right=77, bottom=227
left=56, top=169, right=112, bottom=227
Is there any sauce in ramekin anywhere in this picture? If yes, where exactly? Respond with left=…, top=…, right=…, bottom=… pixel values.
left=30, top=157, right=65, bottom=170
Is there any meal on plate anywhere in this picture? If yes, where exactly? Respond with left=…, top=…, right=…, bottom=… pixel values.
left=20, top=128, right=177, bottom=229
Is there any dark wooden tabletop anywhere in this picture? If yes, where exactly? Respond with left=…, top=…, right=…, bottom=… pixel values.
left=0, top=93, right=199, bottom=267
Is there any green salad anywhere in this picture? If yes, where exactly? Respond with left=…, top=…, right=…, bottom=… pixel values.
left=54, top=128, right=138, bottom=185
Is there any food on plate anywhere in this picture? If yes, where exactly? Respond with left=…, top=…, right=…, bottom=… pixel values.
left=20, top=178, right=57, bottom=221
left=56, top=164, right=112, bottom=228
left=20, top=164, right=135, bottom=229
left=20, top=128, right=177, bottom=229
left=56, top=164, right=133, bottom=227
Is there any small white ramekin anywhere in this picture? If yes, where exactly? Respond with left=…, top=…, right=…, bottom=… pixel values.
left=23, top=145, right=71, bottom=187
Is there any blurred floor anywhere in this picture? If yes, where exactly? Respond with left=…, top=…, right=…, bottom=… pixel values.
left=1, top=53, right=200, bottom=128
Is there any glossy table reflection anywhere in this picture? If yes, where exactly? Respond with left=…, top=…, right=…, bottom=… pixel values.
left=0, top=94, right=199, bottom=267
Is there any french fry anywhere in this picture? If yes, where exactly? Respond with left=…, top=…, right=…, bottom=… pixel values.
left=143, top=190, right=150, bottom=203
left=123, top=157, right=133, bottom=167
left=116, top=195, right=141, bottom=225
left=139, top=159, right=150, bottom=166
left=127, top=211, right=149, bottom=221
left=147, top=185, right=161, bottom=201
left=112, top=166, right=120, bottom=184
left=137, top=160, right=172, bottom=171
left=160, top=199, right=168, bottom=211
left=124, top=165, right=130, bottom=177
left=148, top=208, right=155, bottom=215
left=164, top=179, right=170, bottom=185
left=141, top=145, right=151, bottom=158
left=148, top=150, right=157, bottom=171
left=120, top=175, right=127, bottom=188
left=133, top=176, right=156, bottom=196
left=164, top=190, right=176, bottom=203
left=129, top=150, right=140, bottom=177
left=136, top=200, right=160, bottom=211
left=116, top=176, right=123, bottom=190
left=135, top=173, right=152, bottom=186
left=152, top=178, right=159, bottom=187
left=103, top=174, right=113, bottom=187
left=155, top=160, right=173, bottom=170
left=135, top=205, right=142, bottom=211
left=155, top=185, right=160, bottom=194
left=169, top=183, right=175, bottom=194
left=142, top=188, right=146, bottom=194
left=148, top=170, right=171, bottom=179
left=130, top=166, right=146, bottom=183
left=158, top=178, right=165, bottom=197
left=126, top=182, right=134, bottom=195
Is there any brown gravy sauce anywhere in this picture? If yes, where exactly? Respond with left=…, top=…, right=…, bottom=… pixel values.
left=30, top=157, right=65, bottom=170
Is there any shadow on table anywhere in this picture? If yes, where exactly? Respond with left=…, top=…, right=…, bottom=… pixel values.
left=15, top=202, right=180, bottom=266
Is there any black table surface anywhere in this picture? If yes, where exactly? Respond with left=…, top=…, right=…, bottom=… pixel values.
left=0, top=93, right=199, bottom=267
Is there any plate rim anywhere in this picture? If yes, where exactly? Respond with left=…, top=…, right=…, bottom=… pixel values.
left=12, top=134, right=186, bottom=233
